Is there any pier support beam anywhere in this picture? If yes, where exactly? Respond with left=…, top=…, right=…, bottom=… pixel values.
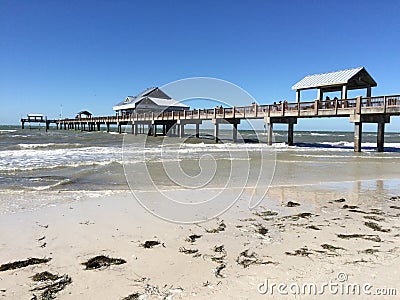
left=97, top=123, right=101, bottom=131
left=354, top=122, right=362, bottom=152
left=350, top=114, right=390, bottom=152
left=176, top=120, right=202, bottom=139
left=288, top=123, right=294, bottom=146
left=117, top=123, right=122, bottom=134
left=377, top=122, right=385, bottom=152
left=232, top=123, right=238, bottom=143
left=153, top=124, right=157, bottom=137
left=133, top=123, right=138, bottom=135
left=266, top=122, right=273, bottom=146
left=214, top=122, right=219, bottom=143
left=106, top=123, right=110, bottom=133
left=195, top=123, right=200, bottom=138
left=264, top=117, right=297, bottom=146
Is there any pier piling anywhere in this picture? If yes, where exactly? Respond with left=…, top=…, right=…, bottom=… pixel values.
left=354, top=122, right=362, bottom=152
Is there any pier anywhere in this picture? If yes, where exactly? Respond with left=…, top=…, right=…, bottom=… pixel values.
left=20, top=114, right=57, bottom=132
left=43, top=94, right=400, bottom=152
left=19, top=69, right=400, bottom=152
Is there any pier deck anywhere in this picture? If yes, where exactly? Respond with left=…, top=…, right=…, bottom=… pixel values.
left=22, top=94, right=400, bottom=152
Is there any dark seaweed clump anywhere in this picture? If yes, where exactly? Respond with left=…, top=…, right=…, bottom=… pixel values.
left=364, top=221, right=390, bottom=233
left=214, top=264, right=226, bottom=278
left=363, top=215, right=385, bottom=222
left=31, top=271, right=59, bottom=282
left=286, top=201, right=300, bottom=207
left=185, top=234, right=202, bottom=243
left=285, top=247, right=312, bottom=256
left=336, top=234, right=381, bottom=242
left=254, top=210, right=278, bottom=217
left=342, top=204, right=359, bottom=209
left=334, top=198, right=346, bottom=203
left=236, top=249, right=276, bottom=268
left=82, top=255, right=126, bottom=270
left=122, top=292, right=141, bottom=300
left=0, top=258, right=51, bottom=272
left=179, top=247, right=199, bottom=254
left=31, top=272, right=71, bottom=300
left=306, top=225, right=321, bottom=230
left=140, top=240, right=163, bottom=248
left=206, top=220, right=226, bottom=233
left=321, top=244, right=345, bottom=251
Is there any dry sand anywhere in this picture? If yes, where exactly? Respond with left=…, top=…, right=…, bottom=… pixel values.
left=1, top=181, right=400, bottom=299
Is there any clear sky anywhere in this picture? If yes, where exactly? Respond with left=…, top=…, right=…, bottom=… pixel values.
left=1, top=0, right=399, bottom=131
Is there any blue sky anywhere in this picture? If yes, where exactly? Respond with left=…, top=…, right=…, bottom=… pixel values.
left=1, top=0, right=399, bottom=131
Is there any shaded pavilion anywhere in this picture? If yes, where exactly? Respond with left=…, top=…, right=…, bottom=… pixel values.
left=292, top=67, right=377, bottom=102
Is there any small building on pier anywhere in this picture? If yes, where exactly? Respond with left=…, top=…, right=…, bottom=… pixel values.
left=292, top=67, right=377, bottom=102
left=76, top=110, right=92, bottom=118
left=27, top=114, right=45, bottom=122
left=113, top=87, right=189, bottom=116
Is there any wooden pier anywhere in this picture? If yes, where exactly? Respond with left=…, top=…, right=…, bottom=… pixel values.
left=32, top=94, right=400, bottom=152
left=20, top=114, right=57, bottom=132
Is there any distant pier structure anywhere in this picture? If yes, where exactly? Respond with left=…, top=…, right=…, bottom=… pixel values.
left=20, top=114, right=56, bottom=132
left=21, top=68, right=400, bottom=152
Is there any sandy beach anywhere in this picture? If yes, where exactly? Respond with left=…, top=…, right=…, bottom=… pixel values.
left=1, top=178, right=400, bottom=299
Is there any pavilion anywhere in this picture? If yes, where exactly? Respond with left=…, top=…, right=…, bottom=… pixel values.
left=292, top=67, right=377, bottom=102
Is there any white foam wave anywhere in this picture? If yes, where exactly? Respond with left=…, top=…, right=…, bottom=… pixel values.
left=18, top=143, right=82, bottom=149
left=32, top=178, right=72, bottom=191
left=0, top=130, right=17, bottom=133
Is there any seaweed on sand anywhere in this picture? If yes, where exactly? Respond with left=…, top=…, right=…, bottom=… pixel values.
left=179, top=247, right=199, bottom=255
left=214, top=264, right=226, bottom=278
left=82, top=255, right=126, bottom=270
left=306, top=225, right=321, bottom=230
left=390, top=205, right=400, bottom=210
left=0, top=257, right=51, bottom=272
left=359, top=249, right=379, bottom=254
left=31, top=273, right=71, bottom=300
left=342, top=204, right=359, bottom=209
left=285, top=201, right=300, bottom=207
left=334, top=198, right=346, bottom=203
left=206, top=220, right=226, bottom=233
left=364, top=221, right=391, bottom=233
left=369, top=208, right=385, bottom=215
left=363, top=215, right=385, bottom=222
left=185, top=234, right=202, bottom=243
left=281, top=212, right=315, bottom=221
left=236, top=249, right=277, bottom=268
left=122, top=292, right=141, bottom=300
left=254, top=210, right=278, bottom=217
left=321, top=244, right=345, bottom=251
left=140, top=240, right=164, bottom=248
left=285, top=247, right=312, bottom=257
left=31, top=271, right=59, bottom=282
left=213, top=245, right=225, bottom=253
left=336, top=234, right=381, bottom=242
left=254, top=224, right=269, bottom=236
left=203, top=245, right=227, bottom=263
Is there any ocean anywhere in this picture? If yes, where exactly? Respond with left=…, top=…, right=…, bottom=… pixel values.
left=1, top=124, right=400, bottom=214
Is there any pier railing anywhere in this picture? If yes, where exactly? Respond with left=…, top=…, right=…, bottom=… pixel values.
left=57, top=94, right=400, bottom=124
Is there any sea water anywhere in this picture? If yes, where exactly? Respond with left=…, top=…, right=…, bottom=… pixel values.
left=0, top=125, right=399, bottom=213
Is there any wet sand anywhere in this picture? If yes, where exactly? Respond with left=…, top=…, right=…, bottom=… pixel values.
left=1, top=180, right=400, bottom=299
